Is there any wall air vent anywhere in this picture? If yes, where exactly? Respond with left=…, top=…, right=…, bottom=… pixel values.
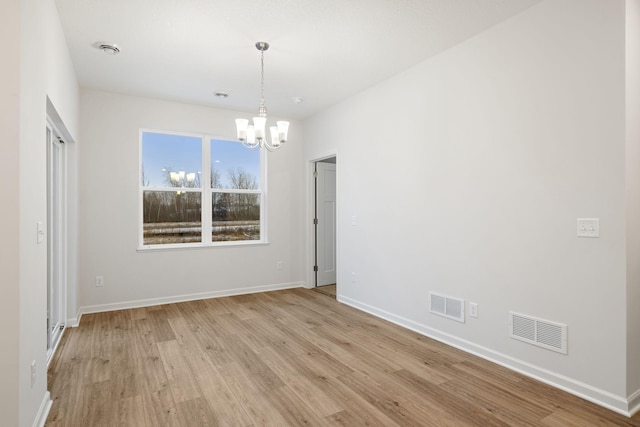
left=509, top=312, right=567, bottom=354
left=429, top=292, right=465, bottom=323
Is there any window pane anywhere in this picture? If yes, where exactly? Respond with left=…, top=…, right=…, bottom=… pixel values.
left=211, top=139, right=260, bottom=190
left=143, top=191, right=202, bottom=245
left=142, top=132, right=202, bottom=188
left=212, top=193, right=260, bottom=241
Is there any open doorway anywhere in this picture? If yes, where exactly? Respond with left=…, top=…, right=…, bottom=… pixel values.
left=314, top=157, right=337, bottom=298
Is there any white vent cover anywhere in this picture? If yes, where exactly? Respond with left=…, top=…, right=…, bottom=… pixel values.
left=429, top=292, right=465, bottom=323
left=509, top=312, right=567, bottom=354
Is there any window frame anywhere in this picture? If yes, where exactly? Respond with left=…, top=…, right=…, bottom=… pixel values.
left=138, top=128, right=267, bottom=251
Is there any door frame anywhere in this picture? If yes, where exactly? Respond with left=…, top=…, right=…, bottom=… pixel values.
left=306, top=152, right=338, bottom=292
left=315, top=161, right=337, bottom=287
left=46, top=119, right=67, bottom=362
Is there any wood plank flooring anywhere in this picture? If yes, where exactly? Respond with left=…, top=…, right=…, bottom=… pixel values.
left=47, top=288, right=640, bottom=426
left=312, top=284, right=336, bottom=299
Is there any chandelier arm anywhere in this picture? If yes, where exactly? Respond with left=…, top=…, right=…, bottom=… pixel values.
left=262, top=139, right=282, bottom=152
left=241, top=140, right=260, bottom=150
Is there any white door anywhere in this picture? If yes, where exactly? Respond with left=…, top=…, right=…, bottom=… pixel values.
left=316, top=161, right=336, bottom=286
left=47, top=123, right=65, bottom=360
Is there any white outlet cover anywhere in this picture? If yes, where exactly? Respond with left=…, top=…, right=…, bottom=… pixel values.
left=469, top=303, right=478, bottom=318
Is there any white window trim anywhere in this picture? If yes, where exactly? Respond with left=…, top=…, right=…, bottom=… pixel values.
left=138, top=128, right=268, bottom=251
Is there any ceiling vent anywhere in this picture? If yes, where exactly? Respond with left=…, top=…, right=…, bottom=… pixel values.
left=429, top=292, right=465, bottom=323
left=95, top=42, right=120, bottom=55
left=509, top=312, right=567, bottom=354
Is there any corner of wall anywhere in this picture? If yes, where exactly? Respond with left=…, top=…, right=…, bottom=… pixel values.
left=626, top=0, right=640, bottom=401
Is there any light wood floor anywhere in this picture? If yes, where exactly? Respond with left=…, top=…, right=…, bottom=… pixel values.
left=313, top=284, right=336, bottom=299
left=47, top=288, right=640, bottom=426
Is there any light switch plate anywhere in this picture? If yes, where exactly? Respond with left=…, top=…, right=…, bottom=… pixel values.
left=577, top=218, right=599, bottom=238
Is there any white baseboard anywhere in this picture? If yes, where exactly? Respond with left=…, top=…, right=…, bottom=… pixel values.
left=33, top=391, right=52, bottom=427
left=338, top=295, right=633, bottom=418
left=67, top=313, right=81, bottom=328
left=628, top=388, right=640, bottom=417
left=76, top=281, right=305, bottom=321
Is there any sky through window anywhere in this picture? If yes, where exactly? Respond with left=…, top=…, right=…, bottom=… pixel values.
left=142, top=132, right=260, bottom=188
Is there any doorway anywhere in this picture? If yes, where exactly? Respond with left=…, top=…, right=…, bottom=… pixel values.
left=46, top=121, right=66, bottom=362
left=314, top=157, right=337, bottom=295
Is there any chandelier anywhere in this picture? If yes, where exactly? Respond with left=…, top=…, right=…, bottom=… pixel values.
left=235, top=42, right=290, bottom=151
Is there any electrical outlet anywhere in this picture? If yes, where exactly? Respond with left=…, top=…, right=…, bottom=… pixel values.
left=31, top=360, right=36, bottom=388
left=351, top=272, right=357, bottom=283
left=96, top=276, right=104, bottom=287
left=276, top=261, right=283, bottom=270
left=469, top=302, right=478, bottom=318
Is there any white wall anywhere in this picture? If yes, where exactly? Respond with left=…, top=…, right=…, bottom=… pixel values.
left=45, top=2, right=79, bottom=140
left=1, top=0, right=81, bottom=425
left=78, top=90, right=305, bottom=312
left=0, top=0, right=22, bottom=424
left=305, top=0, right=630, bottom=413
left=18, top=0, right=49, bottom=422
left=626, top=0, right=640, bottom=408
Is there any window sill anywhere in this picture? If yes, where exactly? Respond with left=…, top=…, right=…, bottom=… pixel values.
left=137, top=240, right=269, bottom=252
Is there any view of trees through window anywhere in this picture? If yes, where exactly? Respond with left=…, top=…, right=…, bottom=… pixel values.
left=141, top=132, right=262, bottom=246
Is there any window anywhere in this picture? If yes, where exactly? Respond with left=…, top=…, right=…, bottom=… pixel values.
left=140, top=130, right=264, bottom=248
left=210, top=139, right=262, bottom=242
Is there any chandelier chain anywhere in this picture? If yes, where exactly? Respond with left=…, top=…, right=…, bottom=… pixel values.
left=260, top=49, right=265, bottom=104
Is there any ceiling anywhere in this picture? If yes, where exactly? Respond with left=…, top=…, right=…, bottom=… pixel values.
left=55, top=0, right=541, bottom=120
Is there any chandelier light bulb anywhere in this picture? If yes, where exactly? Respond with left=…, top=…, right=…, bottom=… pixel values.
left=253, top=116, right=266, bottom=141
left=235, top=119, right=248, bottom=142
left=270, top=126, right=280, bottom=147
left=246, top=125, right=256, bottom=146
left=276, top=121, right=290, bottom=143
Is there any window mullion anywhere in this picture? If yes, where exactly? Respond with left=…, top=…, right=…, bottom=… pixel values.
left=261, top=145, right=267, bottom=242
left=201, top=136, right=212, bottom=243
